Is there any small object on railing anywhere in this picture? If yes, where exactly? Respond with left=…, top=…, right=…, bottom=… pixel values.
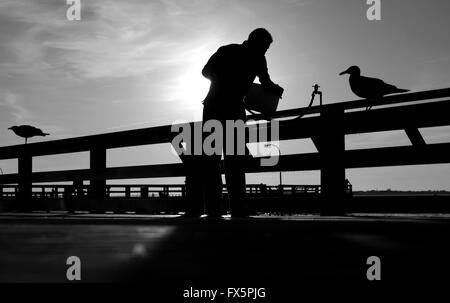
left=309, top=84, right=323, bottom=107
left=295, top=84, right=323, bottom=120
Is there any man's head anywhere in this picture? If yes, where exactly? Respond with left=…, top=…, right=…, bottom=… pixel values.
left=247, top=28, right=273, bottom=55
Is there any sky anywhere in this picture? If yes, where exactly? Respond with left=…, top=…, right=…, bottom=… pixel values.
left=1, top=0, right=450, bottom=190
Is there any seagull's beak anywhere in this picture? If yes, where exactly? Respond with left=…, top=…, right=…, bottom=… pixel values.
left=7, top=127, right=12, bottom=130
left=339, top=69, right=349, bottom=76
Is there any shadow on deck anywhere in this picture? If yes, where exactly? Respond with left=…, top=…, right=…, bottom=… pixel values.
left=1, top=212, right=450, bottom=296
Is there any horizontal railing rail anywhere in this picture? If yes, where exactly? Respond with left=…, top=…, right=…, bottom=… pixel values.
left=1, top=88, right=449, bottom=160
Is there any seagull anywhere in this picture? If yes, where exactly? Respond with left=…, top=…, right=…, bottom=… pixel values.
left=339, top=65, right=409, bottom=110
left=8, top=125, right=49, bottom=144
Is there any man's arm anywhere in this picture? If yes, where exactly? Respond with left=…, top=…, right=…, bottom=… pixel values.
left=258, top=56, right=284, bottom=98
left=202, top=47, right=225, bottom=80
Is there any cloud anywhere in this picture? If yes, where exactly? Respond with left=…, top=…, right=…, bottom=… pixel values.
left=0, top=0, right=226, bottom=80
left=422, top=55, right=450, bottom=65
left=0, top=89, right=31, bottom=122
left=283, top=0, right=313, bottom=6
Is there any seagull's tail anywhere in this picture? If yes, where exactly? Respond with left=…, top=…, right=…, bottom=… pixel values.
left=395, top=88, right=410, bottom=93
left=42, top=133, right=50, bottom=136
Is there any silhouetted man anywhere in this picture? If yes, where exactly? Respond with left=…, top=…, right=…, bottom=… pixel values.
left=200, top=28, right=284, bottom=218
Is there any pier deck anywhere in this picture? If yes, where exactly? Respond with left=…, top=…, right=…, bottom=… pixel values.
left=1, top=212, right=449, bottom=288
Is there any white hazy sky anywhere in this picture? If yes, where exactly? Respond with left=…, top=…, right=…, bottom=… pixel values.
left=1, top=0, right=450, bottom=190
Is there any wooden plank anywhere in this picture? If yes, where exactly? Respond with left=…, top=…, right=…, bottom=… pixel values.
left=250, top=87, right=450, bottom=120
left=1, top=143, right=450, bottom=184
left=0, top=124, right=176, bottom=159
left=344, top=143, right=450, bottom=168
left=245, top=99, right=450, bottom=144
left=1, top=89, right=449, bottom=160
left=343, top=100, right=450, bottom=135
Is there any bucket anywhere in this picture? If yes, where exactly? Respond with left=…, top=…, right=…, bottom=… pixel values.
left=244, top=83, right=280, bottom=115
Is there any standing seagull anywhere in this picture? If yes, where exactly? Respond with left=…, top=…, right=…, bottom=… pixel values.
left=339, top=65, right=409, bottom=110
left=8, top=125, right=49, bottom=144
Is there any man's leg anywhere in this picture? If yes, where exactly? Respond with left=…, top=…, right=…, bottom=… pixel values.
left=202, top=103, right=224, bottom=217
left=184, top=155, right=205, bottom=217
left=222, top=119, right=248, bottom=217
left=224, top=155, right=247, bottom=217
left=203, top=154, right=223, bottom=217
left=222, top=105, right=252, bottom=217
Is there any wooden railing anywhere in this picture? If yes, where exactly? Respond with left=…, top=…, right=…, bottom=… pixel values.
left=1, top=88, right=450, bottom=212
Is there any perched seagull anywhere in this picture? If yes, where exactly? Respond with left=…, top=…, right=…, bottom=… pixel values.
left=8, top=125, right=49, bottom=144
left=339, top=65, right=409, bottom=110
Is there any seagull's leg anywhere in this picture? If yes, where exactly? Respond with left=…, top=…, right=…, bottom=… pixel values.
left=25, top=138, right=27, bottom=144
left=366, top=98, right=375, bottom=111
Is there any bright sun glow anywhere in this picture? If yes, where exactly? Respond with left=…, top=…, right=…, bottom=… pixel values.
left=181, top=67, right=211, bottom=105
left=170, top=48, right=212, bottom=120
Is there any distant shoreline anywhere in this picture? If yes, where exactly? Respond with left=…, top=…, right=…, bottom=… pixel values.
left=354, top=190, right=450, bottom=197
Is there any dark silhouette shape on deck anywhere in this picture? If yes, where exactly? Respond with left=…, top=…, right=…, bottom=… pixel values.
left=339, top=65, right=409, bottom=110
left=186, top=28, right=284, bottom=218
left=8, top=125, right=49, bottom=144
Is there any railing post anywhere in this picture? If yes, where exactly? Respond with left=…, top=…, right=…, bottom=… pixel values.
left=125, top=186, right=131, bottom=198
left=73, top=180, right=83, bottom=197
left=64, top=184, right=74, bottom=213
left=106, top=185, right=110, bottom=198
left=181, top=185, right=186, bottom=198
left=141, top=186, right=149, bottom=198
left=90, top=147, right=106, bottom=207
left=18, top=151, right=32, bottom=211
left=316, top=106, right=346, bottom=214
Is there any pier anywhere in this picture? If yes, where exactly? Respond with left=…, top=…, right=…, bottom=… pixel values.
left=1, top=88, right=450, bottom=290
